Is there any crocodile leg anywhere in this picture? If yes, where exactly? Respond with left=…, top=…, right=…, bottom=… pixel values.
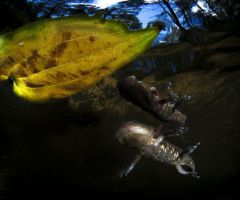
left=181, top=142, right=201, bottom=155
left=153, top=126, right=188, bottom=146
left=119, top=154, right=142, bottom=177
left=163, top=81, right=191, bottom=111
left=163, top=126, right=188, bottom=137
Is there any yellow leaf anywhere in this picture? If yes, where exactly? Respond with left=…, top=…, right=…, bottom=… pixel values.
left=0, top=17, right=159, bottom=102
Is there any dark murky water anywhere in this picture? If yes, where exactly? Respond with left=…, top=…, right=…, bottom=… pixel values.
left=0, top=60, right=239, bottom=199
left=1, top=1, right=240, bottom=199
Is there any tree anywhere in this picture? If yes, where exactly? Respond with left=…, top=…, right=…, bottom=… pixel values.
left=162, top=0, right=185, bottom=32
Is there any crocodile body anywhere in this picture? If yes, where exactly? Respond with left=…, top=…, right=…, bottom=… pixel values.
left=116, top=121, right=199, bottom=177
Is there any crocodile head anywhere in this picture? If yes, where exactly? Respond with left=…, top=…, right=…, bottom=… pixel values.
left=117, top=76, right=186, bottom=125
left=116, top=121, right=153, bottom=150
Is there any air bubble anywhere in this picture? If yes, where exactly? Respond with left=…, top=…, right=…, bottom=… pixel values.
left=19, top=42, right=24, bottom=47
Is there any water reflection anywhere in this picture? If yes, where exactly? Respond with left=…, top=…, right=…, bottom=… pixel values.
left=26, top=0, right=210, bottom=43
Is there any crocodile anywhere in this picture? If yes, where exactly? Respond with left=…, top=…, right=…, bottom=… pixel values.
left=116, top=121, right=200, bottom=178
left=117, top=76, right=190, bottom=125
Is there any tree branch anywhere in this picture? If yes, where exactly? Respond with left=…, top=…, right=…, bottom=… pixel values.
left=161, top=0, right=185, bottom=32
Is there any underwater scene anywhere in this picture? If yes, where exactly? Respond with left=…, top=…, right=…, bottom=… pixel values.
left=0, top=0, right=240, bottom=199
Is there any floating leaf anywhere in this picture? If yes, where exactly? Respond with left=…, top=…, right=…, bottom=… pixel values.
left=0, top=17, right=159, bottom=102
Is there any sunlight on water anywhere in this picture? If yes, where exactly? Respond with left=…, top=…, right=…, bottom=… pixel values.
left=192, top=0, right=217, bottom=16
left=68, top=0, right=128, bottom=9
left=26, top=0, right=217, bottom=44
left=93, top=0, right=127, bottom=8
left=68, top=0, right=127, bottom=9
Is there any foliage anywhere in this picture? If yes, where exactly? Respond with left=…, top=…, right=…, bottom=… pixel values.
left=0, top=17, right=159, bottom=101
